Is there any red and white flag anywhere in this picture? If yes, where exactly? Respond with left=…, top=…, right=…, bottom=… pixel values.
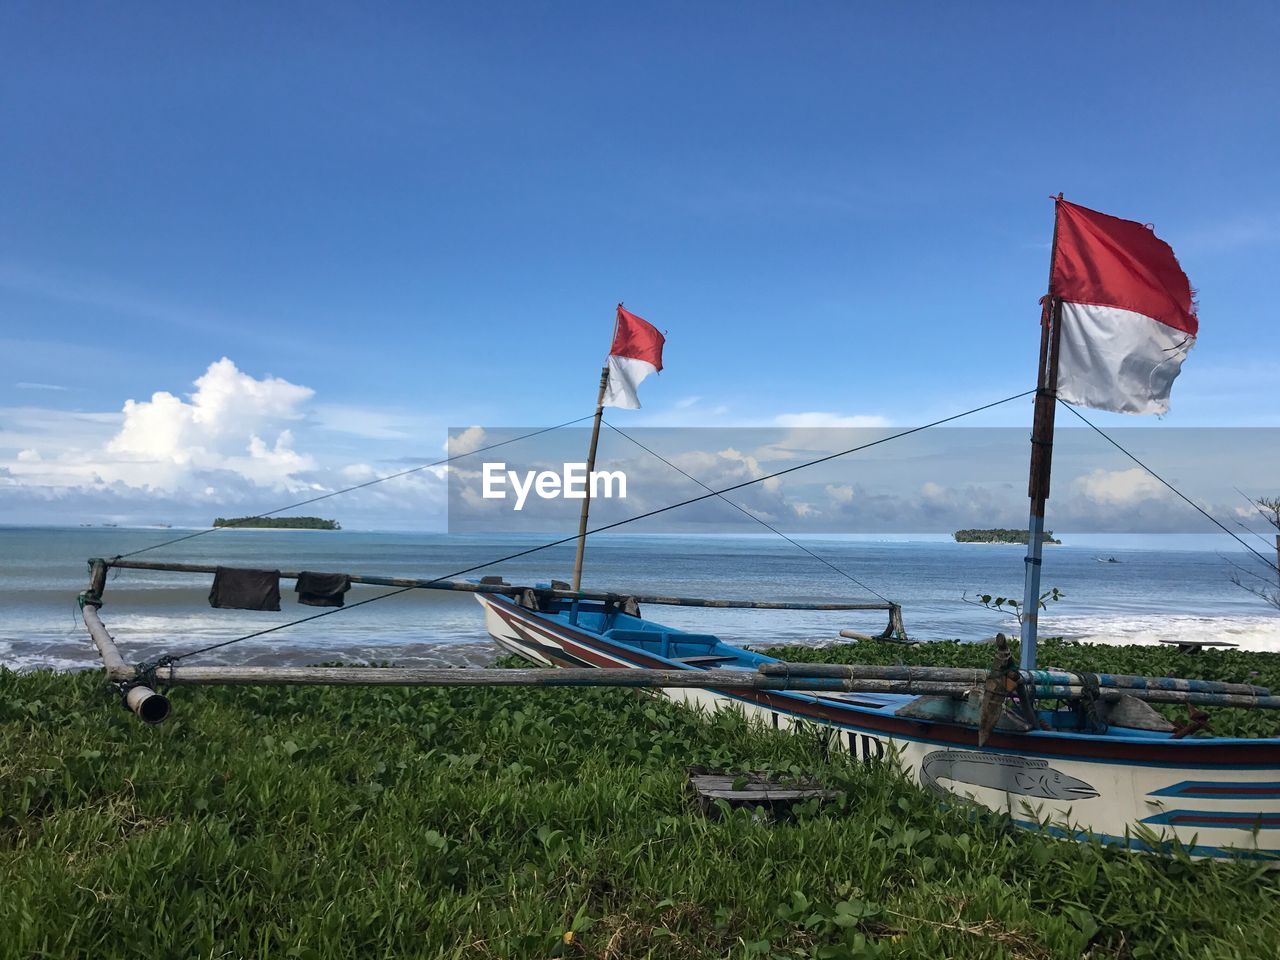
left=603, top=305, right=665, bottom=409
left=1052, top=198, right=1198, bottom=415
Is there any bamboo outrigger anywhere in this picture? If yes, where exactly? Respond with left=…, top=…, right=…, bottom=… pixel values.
left=77, top=197, right=1280, bottom=862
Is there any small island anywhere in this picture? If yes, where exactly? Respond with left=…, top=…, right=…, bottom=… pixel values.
left=213, top=516, right=341, bottom=530
left=954, top=528, right=1059, bottom=545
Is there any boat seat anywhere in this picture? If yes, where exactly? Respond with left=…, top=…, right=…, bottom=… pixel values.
left=602, top=628, right=720, bottom=659
left=676, top=654, right=740, bottom=667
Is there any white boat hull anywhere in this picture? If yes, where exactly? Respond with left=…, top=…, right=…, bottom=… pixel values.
left=479, top=593, right=1280, bottom=862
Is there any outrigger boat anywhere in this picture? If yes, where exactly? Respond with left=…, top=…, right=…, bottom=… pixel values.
left=473, top=196, right=1280, bottom=862
left=476, top=588, right=1280, bottom=862
left=79, top=197, right=1280, bottom=863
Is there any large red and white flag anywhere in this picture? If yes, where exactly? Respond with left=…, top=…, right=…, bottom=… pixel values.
left=1051, top=199, right=1198, bottom=415
left=603, top=305, right=665, bottom=409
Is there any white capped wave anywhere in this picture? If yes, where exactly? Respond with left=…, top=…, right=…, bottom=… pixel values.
left=1045, top=613, right=1280, bottom=652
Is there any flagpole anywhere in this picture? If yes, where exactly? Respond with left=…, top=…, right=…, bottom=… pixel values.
left=1019, top=195, right=1064, bottom=672
left=571, top=307, right=622, bottom=593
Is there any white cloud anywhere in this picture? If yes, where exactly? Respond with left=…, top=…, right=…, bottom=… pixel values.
left=774, top=412, right=890, bottom=428
left=1073, top=468, right=1168, bottom=506
left=826, top=483, right=855, bottom=504
left=0, top=358, right=457, bottom=527
left=85, top=358, right=316, bottom=491
left=15, top=382, right=69, bottom=391
left=447, top=426, right=488, bottom=456
left=312, top=403, right=422, bottom=440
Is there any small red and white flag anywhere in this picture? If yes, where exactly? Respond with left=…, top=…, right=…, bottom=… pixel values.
left=603, top=304, right=665, bottom=409
left=1052, top=198, right=1198, bottom=415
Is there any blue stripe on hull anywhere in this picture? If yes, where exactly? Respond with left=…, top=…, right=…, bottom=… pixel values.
left=1148, top=780, right=1280, bottom=799
left=1140, top=810, right=1280, bottom=829
left=1010, top=818, right=1280, bottom=861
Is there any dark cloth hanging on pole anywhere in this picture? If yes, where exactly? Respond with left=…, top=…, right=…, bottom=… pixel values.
left=295, top=571, right=351, bottom=607
left=209, top=567, right=281, bottom=611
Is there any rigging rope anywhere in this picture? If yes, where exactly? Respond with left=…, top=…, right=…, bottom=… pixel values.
left=602, top=419, right=893, bottom=603
left=115, top=414, right=597, bottom=559
left=153, top=388, right=1035, bottom=664
left=1057, top=399, right=1280, bottom=575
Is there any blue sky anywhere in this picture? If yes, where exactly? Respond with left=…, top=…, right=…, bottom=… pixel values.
left=2, top=2, right=1278, bottom=528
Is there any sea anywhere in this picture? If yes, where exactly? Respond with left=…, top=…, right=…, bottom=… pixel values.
left=3, top=526, right=1278, bottom=672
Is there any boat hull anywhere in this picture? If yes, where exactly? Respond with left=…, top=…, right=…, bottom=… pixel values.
left=479, top=593, right=1280, bottom=862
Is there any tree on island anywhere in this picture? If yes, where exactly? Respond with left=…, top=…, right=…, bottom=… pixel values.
left=954, top=528, right=1060, bottom=545
left=212, top=516, right=341, bottom=530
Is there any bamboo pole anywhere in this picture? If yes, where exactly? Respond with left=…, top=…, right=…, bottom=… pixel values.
left=571, top=363, right=611, bottom=593
left=758, top=662, right=1272, bottom=697
left=95, top=558, right=898, bottom=612
left=88, top=661, right=1280, bottom=710
left=82, top=604, right=170, bottom=724
left=1020, top=194, right=1066, bottom=673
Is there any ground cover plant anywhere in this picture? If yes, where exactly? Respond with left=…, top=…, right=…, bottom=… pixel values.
left=3, top=640, right=1279, bottom=959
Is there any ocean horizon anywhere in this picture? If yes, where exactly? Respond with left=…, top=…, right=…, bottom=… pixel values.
left=3, top=525, right=1277, bottom=673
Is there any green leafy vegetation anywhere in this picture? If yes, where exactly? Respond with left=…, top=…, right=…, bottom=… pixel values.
left=3, top=645, right=1279, bottom=959
left=212, top=516, right=341, bottom=530
left=954, top=529, right=1060, bottom=544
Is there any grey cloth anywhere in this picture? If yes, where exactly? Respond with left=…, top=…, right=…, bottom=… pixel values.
left=295, top=571, right=351, bottom=607
left=209, top=567, right=281, bottom=611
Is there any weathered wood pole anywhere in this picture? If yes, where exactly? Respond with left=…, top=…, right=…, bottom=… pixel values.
left=571, top=364, right=611, bottom=593
left=1020, top=194, right=1066, bottom=672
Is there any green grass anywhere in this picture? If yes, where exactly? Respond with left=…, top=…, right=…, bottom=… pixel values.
left=3, top=642, right=1280, bottom=959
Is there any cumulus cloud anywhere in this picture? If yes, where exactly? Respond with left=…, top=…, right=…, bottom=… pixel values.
left=107, top=357, right=313, bottom=470
left=0, top=357, right=451, bottom=527
left=1073, top=468, right=1168, bottom=506
left=447, top=426, right=488, bottom=456
left=826, top=483, right=855, bottom=504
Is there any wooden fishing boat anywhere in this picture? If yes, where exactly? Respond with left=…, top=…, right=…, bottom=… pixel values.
left=477, top=588, right=1280, bottom=862
left=77, top=200, right=1280, bottom=866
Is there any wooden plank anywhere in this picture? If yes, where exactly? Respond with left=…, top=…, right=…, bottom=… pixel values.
left=1159, top=638, right=1240, bottom=653
left=688, top=771, right=840, bottom=814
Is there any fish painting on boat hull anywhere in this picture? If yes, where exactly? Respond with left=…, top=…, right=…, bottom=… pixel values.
left=920, top=750, right=1100, bottom=802
left=477, top=593, right=1280, bottom=864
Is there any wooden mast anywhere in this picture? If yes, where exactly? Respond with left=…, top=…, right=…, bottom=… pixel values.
left=570, top=307, right=621, bottom=592
left=1019, top=195, right=1064, bottom=672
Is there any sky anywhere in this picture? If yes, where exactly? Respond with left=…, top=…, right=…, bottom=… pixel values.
left=2, top=2, right=1278, bottom=531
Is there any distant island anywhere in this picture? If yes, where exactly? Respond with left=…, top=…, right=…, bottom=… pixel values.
left=954, top=528, right=1060, bottom=545
left=213, top=516, right=341, bottom=530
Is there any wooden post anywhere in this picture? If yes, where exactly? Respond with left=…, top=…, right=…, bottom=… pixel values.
left=87, top=558, right=108, bottom=600
left=1019, top=195, right=1065, bottom=673
left=571, top=365, right=610, bottom=593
